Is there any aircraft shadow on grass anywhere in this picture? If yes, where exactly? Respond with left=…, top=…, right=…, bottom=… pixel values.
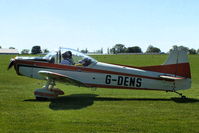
left=24, top=94, right=199, bottom=110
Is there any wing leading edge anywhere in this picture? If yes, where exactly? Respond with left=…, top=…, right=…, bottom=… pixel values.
left=38, top=70, right=86, bottom=87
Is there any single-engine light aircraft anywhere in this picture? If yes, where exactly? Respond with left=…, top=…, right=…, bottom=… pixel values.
left=8, top=48, right=191, bottom=100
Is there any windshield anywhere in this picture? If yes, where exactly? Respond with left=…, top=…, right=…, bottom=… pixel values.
left=43, top=48, right=97, bottom=66
left=61, top=48, right=97, bottom=66
left=43, top=51, right=57, bottom=59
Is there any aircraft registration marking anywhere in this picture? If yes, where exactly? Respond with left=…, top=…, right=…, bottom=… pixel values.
left=105, top=75, right=142, bottom=87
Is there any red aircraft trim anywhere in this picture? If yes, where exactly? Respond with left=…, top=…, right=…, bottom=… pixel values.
left=34, top=91, right=57, bottom=97
left=110, top=63, right=191, bottom=78
left=15, top=60, right=174, bottom=82
left=86, top=83, right=172, bottom=92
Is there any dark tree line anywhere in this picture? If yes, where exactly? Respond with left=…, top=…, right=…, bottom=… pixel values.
left=110, top=44, right=161, bottom=54
left=170, top=45, right=198, bottom=54
left=31, top=46, right=42, bottom=54
left=21, top=46, right=49, bottom=54
left=19, top=44, right=199, bottom=55
left=0, top=46, right=15, bottom=49
left=110, top=44, right=199, bottom=54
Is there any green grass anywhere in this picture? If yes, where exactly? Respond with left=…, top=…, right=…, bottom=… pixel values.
left=1, top=54, right=199, bottom=133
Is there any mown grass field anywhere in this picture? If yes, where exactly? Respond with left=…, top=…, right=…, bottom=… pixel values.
left=0, top=54, right=199, bottom=133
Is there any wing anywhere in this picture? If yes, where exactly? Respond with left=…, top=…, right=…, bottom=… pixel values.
left=38, top=70, right=87, bottom=87
left=159, top=75, right=185, bottom=80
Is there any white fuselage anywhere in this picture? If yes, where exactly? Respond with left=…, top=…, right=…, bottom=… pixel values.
left=17, top=61, right=191, bottom=91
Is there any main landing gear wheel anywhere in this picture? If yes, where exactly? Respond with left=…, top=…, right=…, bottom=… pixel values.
left=34, top=79, right=64, bottom=101
left=181, top=95, right=187, bottom=99
left=36, top=96, right=49, bottom=101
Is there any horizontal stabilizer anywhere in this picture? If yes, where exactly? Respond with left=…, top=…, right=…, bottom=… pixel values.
left=159, top=75, right=185, bottom=80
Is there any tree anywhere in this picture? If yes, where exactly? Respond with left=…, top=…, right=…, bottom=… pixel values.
left=146, top=45, right=161, bottom=53
left=197, top=49, right=199, bottom=54
left=101, top=48, right=103, bottom=54
left=110, top=47, right=116, bottom=54
left=31, top=45, right=42, bottom=54
left=178, top=46, right=189, bottom=51
left=189, top=48, right=197, bottom=54
left=0, top=46, right=2, bottom=49
left=21, top=49, right=30, bottom=54
left=170, top=45, right=189, bottom=52
left=9, top=47, right=15, bottom=49
left=81, top=48, right=88, bottom=53
left=43, top=49, right=49, bottom=54
left=171, top=45, right=178, bottom=51
left=110, top=44, right=126, bottom=54
left=126, top=46, right=142, bottom=53
left=107, top=48, right=110, bottom=54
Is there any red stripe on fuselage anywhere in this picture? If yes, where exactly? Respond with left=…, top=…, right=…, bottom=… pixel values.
left=14, top=60, right=174, bottom=81
left=111, top=63, right=191, bottom=78
left=86, top=83, right=172, bottom=91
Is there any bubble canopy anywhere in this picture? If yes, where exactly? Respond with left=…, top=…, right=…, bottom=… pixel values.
left=43, top=48, right=97, bottom=65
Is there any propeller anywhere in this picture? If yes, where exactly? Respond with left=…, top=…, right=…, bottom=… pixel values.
left=8, top=58, right=15, bottom=70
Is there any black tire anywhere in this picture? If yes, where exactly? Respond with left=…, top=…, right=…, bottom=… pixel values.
left=181, top=96, right=187, bottom=99
left=36, top=97, right=49, bottom=101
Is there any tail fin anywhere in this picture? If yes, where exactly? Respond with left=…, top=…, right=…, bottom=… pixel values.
left=163, top=49, right=191, bottom=79
left=163, top=49, right=192, bottom=90
left=164, top=49, right=189, bottom=65
left=139, top=49, right=191, bottom=79
left=137, top=48, right=191, bottom=90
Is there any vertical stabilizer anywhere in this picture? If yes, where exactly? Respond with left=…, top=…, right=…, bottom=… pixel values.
left=163, top=48, right=191, bottom=79
left=163, top=49, right=191, bottom=90
left=164, top=49, right=188, bottom=65
left=137, top=48, right=191, bottom=90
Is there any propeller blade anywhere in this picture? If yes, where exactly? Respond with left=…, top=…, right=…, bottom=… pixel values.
left=8, top=59, right=15, bottom=70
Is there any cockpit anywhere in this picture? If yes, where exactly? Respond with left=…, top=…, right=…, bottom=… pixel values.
left=43, top=48, right=97, bottom=67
